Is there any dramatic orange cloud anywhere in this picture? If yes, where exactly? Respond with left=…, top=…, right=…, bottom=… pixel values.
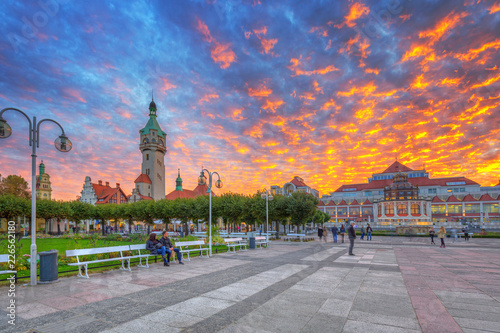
left=288, top=57, right=339, bottom=76
left=210, top=42, right=237, bottom=69
left=335, top=2, right=370, bottom=29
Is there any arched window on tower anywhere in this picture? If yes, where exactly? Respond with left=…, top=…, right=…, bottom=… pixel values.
left=146, top=154, right=149, bottom=160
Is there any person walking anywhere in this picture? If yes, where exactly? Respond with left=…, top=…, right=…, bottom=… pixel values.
left=331, top=225, right=338, bottom=243
left=146, top=233, right=168, bottom=266
left=429, top=227, right=436, bottom=245
left=366, top=223, right=373, bottom=241
left=323, top=226, right=328, bottom=242
left=451, top=228, right=458, bottom=243
left=340, top=224, right=346, bottom=243
left=318, top=226, right=324, bottom=241
left=348, top=221, right=356, bottom=255
left=360, top=225, right=365, bottom=240
left=463, top=225, right=469, bottom=241
left=437, top=226, right=446, bottom=248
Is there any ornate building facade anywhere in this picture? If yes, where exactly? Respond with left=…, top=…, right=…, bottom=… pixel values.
left=36, top=161, right=52, bottom=200
left=318, top=161, right=500, bottom=228
left=271, top=176, right=319, bottom=198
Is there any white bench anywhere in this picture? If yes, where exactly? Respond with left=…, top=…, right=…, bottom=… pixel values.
left=0, top=254, right=17, bottom=282
left=225, top=238, right=247, bottom=254
left=66, top=245, right=132, bottom=279
left=129, top=244, right=159, bottom=268
left=458, top=233, right=474, bottom=238
left=255, top=236, right=269, bottom=249
left=175, top=240, right=209, bottom=261
left=283, top=233, right=309, bottom=243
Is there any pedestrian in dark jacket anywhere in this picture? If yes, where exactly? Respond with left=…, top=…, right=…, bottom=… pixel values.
left=348, top=221, right=356, bottom=255
left=429, top=227, right=436, bottom=245
left=340, top=224, right=346, bottom=243
left=318, top=226, right=324, bottom=241
left=146, top=233, right=168, bottom=265
left=159, top=231, right=184, bottom=265
left=331, top=225, right=338, bottom=243
left=366, top=224, right=373, bottom=240
left=360, top=225, right=365, bottom=240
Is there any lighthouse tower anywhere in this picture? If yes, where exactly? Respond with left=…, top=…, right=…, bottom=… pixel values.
left=132, top=96, right=167, bottom=201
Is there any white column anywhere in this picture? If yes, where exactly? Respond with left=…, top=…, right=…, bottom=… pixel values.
left=480, top=202, right=483, bottom=224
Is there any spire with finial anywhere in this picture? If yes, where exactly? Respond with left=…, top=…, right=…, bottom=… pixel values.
left=175, top=168, right=183, bottom=191
left=149, top=90, right=157, bottom=115
left=39, top=160, right=45, bottom=175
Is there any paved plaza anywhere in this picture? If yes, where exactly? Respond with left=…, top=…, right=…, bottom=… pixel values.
left=1, top=236, right=500, bottom=333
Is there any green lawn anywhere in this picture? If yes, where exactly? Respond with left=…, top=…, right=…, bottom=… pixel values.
left=1, top=236, right=231, bottom=282
left=17, top=238, right=141, bottom=256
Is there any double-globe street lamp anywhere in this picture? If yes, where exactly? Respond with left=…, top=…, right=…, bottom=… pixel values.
left=198, top=168, right=222, bottom=257
left=0, top=108, right=72, bottom=286
left=261, top=188, right=273, bottom=243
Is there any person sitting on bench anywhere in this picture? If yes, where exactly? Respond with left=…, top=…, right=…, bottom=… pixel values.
left=146, top=233, right=168, bottom=266
left=159, top=231, right=184, bottom=266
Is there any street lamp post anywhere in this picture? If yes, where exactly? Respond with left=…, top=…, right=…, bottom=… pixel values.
left=199, top=169, right=223, bottom=257
left=261, top=188, right=273, bottom=243
left=0, top=108, right=72, bottom=286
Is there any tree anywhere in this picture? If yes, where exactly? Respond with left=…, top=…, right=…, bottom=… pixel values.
left=154, top=199, right=175, bottom=230
left=0, top=175, right=31, bottom=199
left=192, top=195, right=210, bottom=230
left=286, top=192, right=319, bottom=232
left=0, top=194, right=30, bottom=232
left=68, top=200, right=94, bottom=233
left=171, top=198, right=195, bottom=236
left=130, top=200, right=155, bottom=234
left=93, top=204, right=113, bottom=236
left=217, top=193, right=245, bottom=232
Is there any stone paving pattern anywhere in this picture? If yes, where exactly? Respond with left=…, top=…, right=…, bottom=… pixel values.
left=1, top=236, right=500, bottom=332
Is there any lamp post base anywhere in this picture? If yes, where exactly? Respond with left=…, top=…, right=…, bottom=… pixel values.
left=30, top=243, right=37, bottom=286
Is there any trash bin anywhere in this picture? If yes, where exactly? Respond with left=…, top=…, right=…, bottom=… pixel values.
left=39, top=249, right=59, bottom=284
left=248, top=232, right=256, bottom=249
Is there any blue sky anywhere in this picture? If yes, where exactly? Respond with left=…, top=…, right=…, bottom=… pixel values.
left=0, top=0, right=499, bottom=199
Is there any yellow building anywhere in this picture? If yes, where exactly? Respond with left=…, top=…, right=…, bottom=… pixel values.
left=36, top=161, right=52, bottom=200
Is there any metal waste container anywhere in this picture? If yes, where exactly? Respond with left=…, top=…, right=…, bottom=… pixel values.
left=39, top=249, right=59, bottom=283
left=248, top=232, right=256, bottom=249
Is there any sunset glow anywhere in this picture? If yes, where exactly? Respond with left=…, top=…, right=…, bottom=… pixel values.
left=0, top=0, right=499, bottom=200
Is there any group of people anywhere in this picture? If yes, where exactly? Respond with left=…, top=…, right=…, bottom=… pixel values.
left=429, top=225, right=470, bottom=248
left=146, top=231, right=184, bottom=266
left=317, top=222, right=373, bottom=255
left=318, top=223, right=373, bottom=244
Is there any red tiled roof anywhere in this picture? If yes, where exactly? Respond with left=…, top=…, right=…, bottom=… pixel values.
left=446, top=195, right=461, bottom=203
left=338, top=199, right=347, bottom=205
left=382, top=161, right=413, bottom=174
left=165, top=189, right=197, bottom=200
left=432, top=196, right=444, bottom=203
left=363, top=199, right=372, bottom=205
left=498, top=194, right=500, bottom=200
left=290, top=176, right=308, bottom=187
left=462, top=194, right=477, bottom=202
left=325, top=200, right=336, bottom=206
left=92, top=183, right=129, bottom=204
left=479, top=193, right=496, bottom=201
left=134, top=173, right=152, bottom=184
left=192, top=183, right=213, bottom=196
left=139, top=194, right=153, bottom=200
left=350, top=199, right=360, bottom=205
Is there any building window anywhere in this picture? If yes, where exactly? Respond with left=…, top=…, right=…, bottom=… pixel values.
left=432, top=205, right=445, bottom=214
left=365, top=191, right=372, bottom=196
left=146, top=154, right=149, bottom=160
left=397, top=204, right=408, bottom=215
left=464, top=204, right=480, bottom=213
left=428, top=188, right=437, bottom=194
left=385, top=205, right=394, bottom=215
left=484, top=204, right=499, bottom=213
left=411, top=204, right=420, bottom=214
left=448, top=205, right=462, bottom=214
